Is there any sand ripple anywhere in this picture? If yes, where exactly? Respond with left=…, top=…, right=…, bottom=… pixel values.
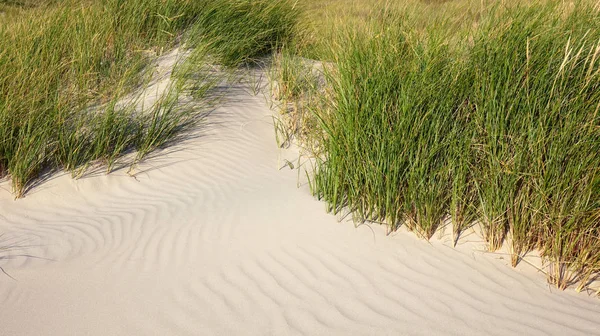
left=0, top=79, right=599, bottom=336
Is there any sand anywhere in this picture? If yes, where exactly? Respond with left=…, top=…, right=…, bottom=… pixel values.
left=0, top=53, right=599, bottom=336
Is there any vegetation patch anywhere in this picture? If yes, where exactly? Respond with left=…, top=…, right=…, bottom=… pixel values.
left=273, top=0, right=600, bottom=293
left=0, top=0, right=299, bottom=197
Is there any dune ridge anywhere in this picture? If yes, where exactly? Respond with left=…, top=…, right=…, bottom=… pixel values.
left=0, top=59, right=599, bottom=335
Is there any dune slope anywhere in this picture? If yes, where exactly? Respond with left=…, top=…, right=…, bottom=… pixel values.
left=0, top=65, right=599, bottom=336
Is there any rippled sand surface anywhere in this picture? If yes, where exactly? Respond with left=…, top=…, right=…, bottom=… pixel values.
left=1, top=54, right=599, bottom=336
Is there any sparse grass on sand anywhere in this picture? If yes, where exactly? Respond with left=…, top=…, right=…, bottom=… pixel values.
left=0, top=0, right=299, bottom=197
left=271, top=0, right=600, bottom=293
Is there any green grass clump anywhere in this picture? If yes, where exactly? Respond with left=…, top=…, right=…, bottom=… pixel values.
left=0, top=0, right=206, bottom=196
left=469, top=2, right=600, bottom=289
left=311, top=13, right=469, bottom=239
left=284, top=1, right=600, bottom=291
left=187, top=0, right=300, bottom=67
left=0, top=0, right=300, bottom=197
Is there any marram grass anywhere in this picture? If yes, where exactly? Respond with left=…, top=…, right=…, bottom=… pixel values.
left=275, top=0, right=600, bottom=292
left=0, top=0, right=299, bottom=197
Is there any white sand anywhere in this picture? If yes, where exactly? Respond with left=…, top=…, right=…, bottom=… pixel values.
left=0, top=56, right=599, bottom=335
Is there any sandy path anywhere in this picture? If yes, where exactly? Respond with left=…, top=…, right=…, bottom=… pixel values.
left=0, top=72, right=599, bottom=336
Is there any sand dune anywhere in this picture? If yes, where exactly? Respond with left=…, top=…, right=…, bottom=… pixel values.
left=0, top=61, right=599, bottom=335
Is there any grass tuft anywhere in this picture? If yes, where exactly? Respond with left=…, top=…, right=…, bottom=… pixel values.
left=274, top=0, right=600, bottom=291
left=0, top=0, right=299, bottom=197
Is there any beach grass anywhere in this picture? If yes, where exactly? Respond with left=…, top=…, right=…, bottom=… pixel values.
left=0, top=0, right=299, bottom=197
left=274, top=0, right=600, bottom=292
